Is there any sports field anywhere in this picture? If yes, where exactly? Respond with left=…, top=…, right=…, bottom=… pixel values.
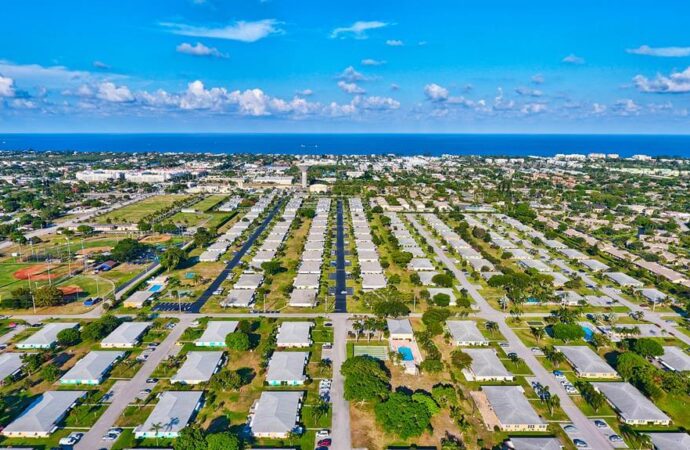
left=353, top=345, right=389, bottom=360
left=96, top=194, right=190, bottom=224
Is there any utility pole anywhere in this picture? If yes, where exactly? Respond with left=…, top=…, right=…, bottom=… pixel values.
left=65, top=237, right=72, bottom=276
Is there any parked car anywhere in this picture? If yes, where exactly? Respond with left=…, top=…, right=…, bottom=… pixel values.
left=573, top=439, right=588, bottom=448
left=594, top=419, right=607, bottom=428
left=59, top=432, right=84, bottom=446
left=316, top=430, right=330, bottom=439
left=317, top=438, right=332, bottom=447
left=609, top=435, right=623, bottom=443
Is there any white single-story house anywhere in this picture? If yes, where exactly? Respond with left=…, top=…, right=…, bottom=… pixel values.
left=195, top=321, right=239, bottom=347
left=289, top=288, right=318, bottom=307
left=134, top=391, right=203, bottom=439
left=446, top=320, right=489, bottom=346
left=249, top=391, right=303, bottom=439
left=1, top=390, right=86, bottom=438
left=101, top=322, right=151, bottom=348
left=266, top=351, right=308, bottom=386
left=171, top=351, right=224, bottom=385
left=221, top=288, right=256, bottom=308
left=293, top=273, right=320, bottom=290
left=386, top=318, right=414, bottom=340
left=592, top=382, right=671, bottom=425
left=17, top=323, right=79, bottom=349
left=362, top=273, right=387, bottom=291
left=556, top=346, right=618, bottom=378
left=60, top=351, right=124, bottom=385
left=463, top=349, right=514, bottom=382
left=276, top=321, right=313, bottom=348
left=482, top=385, right=548, bottom=432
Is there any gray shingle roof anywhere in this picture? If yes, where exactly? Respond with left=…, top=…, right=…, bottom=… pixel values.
left=592, top=382, right=671, bottom=423
left=101, top=322, right=151, bottom=347
left=483, top=385, right=545, bottom=427
left=464, top=349, right=512, bottom=378
left=136, top=391, right=203, bottom=436
left=250, top=391, right=303, bottom=436
left=266, top=351, right=308, bottom=383
left=556, top=346, right=617, bottom=376
left=171, top=351, right=224, bottom=384
left=276, top=322, right=312, bottom=346
left=61, top=351, right=124, bottom=383
left=2, top=390, right=85, bottom=435
left=195, top=321, right=238, bottom=345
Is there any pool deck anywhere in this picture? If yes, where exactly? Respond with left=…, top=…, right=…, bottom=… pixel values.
left=389, top=339, right=423, bottom=364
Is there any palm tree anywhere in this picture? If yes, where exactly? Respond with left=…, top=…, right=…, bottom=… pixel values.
left=530, top=326, right=545, bottom=343
left=485, top=321, right=499, bottom=336
left=317, top=358, right=332, bottom=375
left=352, top=321, right=364, bottom=341
left=151, top=422, right=163, bottom=445
left=311, top=399, right=330, bottom=424
left=620, top=423, right=653, bottom=450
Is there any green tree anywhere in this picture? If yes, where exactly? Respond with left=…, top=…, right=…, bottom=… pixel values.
left=431, top=273, right=454, bottom=288
left=373, top=300, right=410, bottom=318
left=193, top=227, right=214, bottom=248
left=421, top=308, right=451, bottom=336
left=34, top=285, right=64, bottom=307
left=57, top=328, right=81, bottom=346
left=40, top=363, right=61, bottom=381
left=76, top=224, right=94, bottom=235
left=260, top=259, right=285, bottom=275
left=432, top=293, right=451, bottom=307
left=450, top=349, right=472, bottom=371
left=341, top=356, right=390, bottom=402
left=111, top=238, right=147, bottom=262
left=225, top=331, right=250, bottom=351
left=630, top=338, right=664, bottom=357
left=206, top=432, right=241, bottom=450
left=551, top=323, right=585, bottom=342
left=374, top=392, right=433, bottom=439
left=160, top=246, right=187, bottom=272
left=173, top=425, right=207, bottom=450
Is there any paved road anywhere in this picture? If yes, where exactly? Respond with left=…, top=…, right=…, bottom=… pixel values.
left=329, top=313, right=351, bottom=450
left=601, top=286, right=690, bottom=346
left=75, top=316, right=192, bottom=450
left=407, top=214, right=616, bottom=450
left=333, top=200, right=347, bottom=313
left=154, top=198, right=285, bottom=313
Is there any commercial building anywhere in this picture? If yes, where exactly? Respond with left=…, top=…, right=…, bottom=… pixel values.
left=482, top=386, right=548, bottom=432
left=556, top=346, right=618, bottom=378
left=276, top=321, right=312, bottom=348
left=60, top=351, right=124, bottom=385
left=592, top=382, right=671, bottom=425
left=171, top=351, right=224, bottom=385
left=135, top=391, right=203, bottom=439
left=17, top=323, right=79, bottom=349
left=463, top=349, right=514, bottom=382
left=250, top=391, right=303, bottom=438
left=101, top=322, right=151, bottom=348
left=195, top=321, right=239, bottom=347
left=446, top=321, right=489, bottom=346
left=266, top=351, right=308, bottom=386
left=1, top=390, right=86, bottom=438
left=123, top=290, right=155, bottom=309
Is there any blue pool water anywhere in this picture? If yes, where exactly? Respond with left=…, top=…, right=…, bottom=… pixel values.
left=149, top=284, right=163, bottom=293
left=398, top=346, right=414, bottom=361
left=581, top=326, right=594, bottom=341
left=526, top=297, right=539, bottom=304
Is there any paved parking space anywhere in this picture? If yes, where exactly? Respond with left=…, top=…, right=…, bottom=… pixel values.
left=590, top=419, right=628, bottom=448
left=561, top=422, right=593, bottom=449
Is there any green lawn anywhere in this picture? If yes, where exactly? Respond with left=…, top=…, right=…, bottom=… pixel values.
left=97, top=195, right=191, bottom=224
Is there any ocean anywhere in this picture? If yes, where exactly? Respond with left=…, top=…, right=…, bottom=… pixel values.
left=0, top=133, right=689, bottom=157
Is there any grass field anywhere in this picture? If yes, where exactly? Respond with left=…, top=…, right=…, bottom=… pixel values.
left=189, top=194, right=228, bottom=212
left=96, top=194, right=191, bottom=224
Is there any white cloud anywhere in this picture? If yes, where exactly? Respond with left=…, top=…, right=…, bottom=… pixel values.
left=633, top=67, right=690, bottom=93
left=592, top=103, right=607, bottom=114
left=515, top=86, right=543, bottom=97
left=361, top=58, right=386, bottom=66
left=424, top=83, right=449, bottom=102
left=330, top=21, right=388, bottom=39
left=338, top=81, right=365, bottom=94
left=296, top=89, right=313, bottom=96
left=390, top=83, right=399, bottom=91
left=520, top=102, right=547, bottom=114
left=386, top=39, right=404, bottom=47
left=562, top=54, right=585, bottom=64
left=97, top=82, right=134, bottom=102
left=353, top=95, right=400, bottom=111
left=337, top=66, right=367, bottom=82
left=531, top=74, right=545, bottom=84
left=0, top=60, right=91, bottom=87
left=93, top=61, right=110, bottom=69
left=176, top=42, right=228, bottom=58
left=627, top=45, right=690, bottom=57
left=0, top=75, right=15, bottom=97
left=10, top=99, right=37, bottom=109
left=611, top=99, right=641, bottom=115
left=160, top=19, right=282, bottom=43
left=493, top=87, right=515, bottom=110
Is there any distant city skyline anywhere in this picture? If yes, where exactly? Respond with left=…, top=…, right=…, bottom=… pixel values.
left=1, top=0, right=690, bottom=133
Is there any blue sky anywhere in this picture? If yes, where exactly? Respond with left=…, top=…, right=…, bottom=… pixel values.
left=1, top=0, right=690, bottom=133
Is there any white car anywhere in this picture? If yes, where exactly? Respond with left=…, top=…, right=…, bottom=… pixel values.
left=59, top=432, right=84, bottom=445
left=316, top=429, right=330, bottom=439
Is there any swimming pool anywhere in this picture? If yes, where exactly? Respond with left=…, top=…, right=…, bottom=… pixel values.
left=398, top=346, right=414, bottom=361
left=149, top=284, right=163, bottom=293
left=581, top=326, right=594, bottom=341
